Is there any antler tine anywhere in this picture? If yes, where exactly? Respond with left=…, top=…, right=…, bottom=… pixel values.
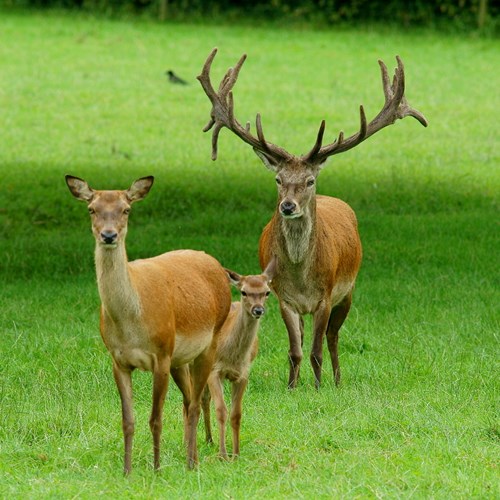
left=303, top=120, right=326, bottom=161
left=198, top=47, right=218, bottom=99
left=197, top=48, right=292, bottom=163
left=305, top=56, right=428, bottom=165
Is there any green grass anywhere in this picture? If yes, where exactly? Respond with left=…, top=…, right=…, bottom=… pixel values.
left=1, top=9, right=499, bottom=499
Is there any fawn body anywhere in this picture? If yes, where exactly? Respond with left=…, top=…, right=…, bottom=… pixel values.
left=201, top=261, right=275, bottom=457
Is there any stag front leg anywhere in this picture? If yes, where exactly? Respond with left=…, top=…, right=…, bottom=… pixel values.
left=150, top=355, right=171, bottom=471
left=311, top=301, right=333, bottom=389
left=326, top=294, right=352, bottom=386
left=280, top=303, right=303, bottom=389
left=112, top=362, right=134, bottom=475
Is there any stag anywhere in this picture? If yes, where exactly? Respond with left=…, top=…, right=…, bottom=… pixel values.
left=197, top=48, right=427, bottom=389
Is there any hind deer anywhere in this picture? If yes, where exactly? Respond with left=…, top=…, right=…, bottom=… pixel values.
left=198, top=48, right=427, bottom=389
left=65, top=175, right=231, bottom=473
left=201, top=259, right=276, bottom=458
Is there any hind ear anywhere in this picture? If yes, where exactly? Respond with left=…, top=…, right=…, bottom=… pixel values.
left=225, top=268, right=242, bottom=288
left=263, top=255, right=277, bottom=282
left=127, top=176, right=154, bottom=203
left=65, top=175, right=94, bottom=202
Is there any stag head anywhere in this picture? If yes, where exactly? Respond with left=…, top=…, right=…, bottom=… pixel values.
left=197, top=48, right=428, bottom=219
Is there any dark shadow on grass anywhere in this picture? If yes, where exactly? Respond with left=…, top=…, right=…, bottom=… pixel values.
left=0, top=162, right=497, bottom=282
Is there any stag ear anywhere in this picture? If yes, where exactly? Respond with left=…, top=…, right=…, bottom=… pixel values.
left=65, top=175, right=94, bottom=202
left=127, top=176, right=154, bottom=203
left=316, top=159, right=328, bottom=171
left=225, top=268, right=242, bottom=288
left=253, top=149, right=280, bottom=172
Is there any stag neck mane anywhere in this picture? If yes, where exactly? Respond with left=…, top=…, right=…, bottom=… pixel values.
left=94, top=241, right=141, bottom=320
left=276, top=196, right=317, bottom=265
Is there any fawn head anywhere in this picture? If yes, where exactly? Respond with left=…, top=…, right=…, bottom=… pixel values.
left=226, top=257, right=277, bottom=318
left=65, top=175, right=154, bottom=248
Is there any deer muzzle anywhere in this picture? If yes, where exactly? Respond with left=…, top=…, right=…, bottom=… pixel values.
left=280, top=200, right=301, bottom=218
left=100, top=230, right=118, bottom=247
left=251, top=305, right=265, bottom=318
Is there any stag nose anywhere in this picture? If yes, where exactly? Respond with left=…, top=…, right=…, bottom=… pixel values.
left=101, top=230, right=118, bottom=245
left=252, top=306, right=265, bottom=318
left=280, top=201, right=296, bottom=216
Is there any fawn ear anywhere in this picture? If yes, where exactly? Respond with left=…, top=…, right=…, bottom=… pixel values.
left=127, top=176, right=154, bottom=203
left=65, top=175, right=94, bottom=202
left=225, top=269, right=242, bottom=288
left=263, top=255, right=277, bottom=282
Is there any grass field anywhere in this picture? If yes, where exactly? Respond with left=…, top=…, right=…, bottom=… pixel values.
left=0, top=9, right=499, bottom=499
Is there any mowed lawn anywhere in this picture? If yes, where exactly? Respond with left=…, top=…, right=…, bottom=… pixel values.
left=0, top=10, right=498, bottom=499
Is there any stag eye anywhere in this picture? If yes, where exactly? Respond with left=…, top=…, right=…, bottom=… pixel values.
left=275, top=177, right=282, bottom=185
left=306, top=178, right=315, bottom=187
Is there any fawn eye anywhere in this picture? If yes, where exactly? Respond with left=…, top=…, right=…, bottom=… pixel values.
left=265, top=291, right=270, bottom=296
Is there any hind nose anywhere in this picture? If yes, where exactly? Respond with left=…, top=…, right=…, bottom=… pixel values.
left=280, top=200, right=296, bottom=216
left=101, top=231, right=117, bottom=245
left=252, top=306, right=265, bottom=318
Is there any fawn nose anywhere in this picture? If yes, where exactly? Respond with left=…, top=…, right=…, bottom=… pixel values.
left=101, top=230, right=118, bottom=245
left=252, top=306, right=265, bottom=318
left=280, top=201, right=296, bottom=216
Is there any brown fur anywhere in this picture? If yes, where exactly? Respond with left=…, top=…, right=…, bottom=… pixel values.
left=258, top=167, right=362, bottom=389
left=198, top=49, right=426, bottom=390
left=66, top=175, right=231, bottom=473
left=200, top=263, right=275, bottom=458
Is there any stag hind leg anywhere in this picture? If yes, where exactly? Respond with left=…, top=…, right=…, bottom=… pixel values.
left=112, top=363, right=135, bottom=475
left=326, top=294, right=352, bottom=386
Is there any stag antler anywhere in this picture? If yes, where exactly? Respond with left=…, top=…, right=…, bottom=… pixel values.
left=197, top=48, right=292, bottom=163
left=303, top=56, right=428, bottom=164
left=197, top=48, right=428, bottom=166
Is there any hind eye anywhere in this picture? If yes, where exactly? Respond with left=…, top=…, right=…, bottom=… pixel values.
left=123, top=208, right=130, bottom=215
left=88, top=208, right=95, bottom=215
left=241, top=291, right=247, bottom=297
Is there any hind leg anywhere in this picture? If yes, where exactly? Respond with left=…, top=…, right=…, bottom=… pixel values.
left=170, top=365, right=192, bottom=447
left=326, top=294, right=352, bottom=386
